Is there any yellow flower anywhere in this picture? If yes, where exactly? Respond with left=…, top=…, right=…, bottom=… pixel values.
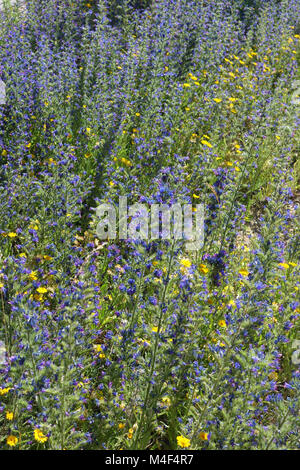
left=239, top=269, right=249, bottom=277
left=268, top=371, right=278, bottom=381
left=29, top=271, right=38, bottom=281
left=118, top=423, right=125, bottom=429
left=121, top=157, right=132, bottom=167
left=0, top=387, right=11, bottom=396
left=36, top=287, right=47, bottom=294
left=278, top=263, right=289, bottom=269
left=180, top=258, right=192, bottom=268
left=183, top=83, right=191, bottom=88
left=8, top=232, right=17, bottom=238
left=213, top=98, right=222, bottom=103
left=199, top=264, right=209, bottom=274
left=33, top=294, right=43, bottom=302
left=34, top=428, right=48, bottom=443
left=19, top=253, right=27, bottom=258
left=218, top=320, right=227, bottom=329
left=199, top=431, right=209, bottom=441
left=7, top=435, right=18, bottom=447
left=201, top=139, right=212, bottom=148
left=6, top=411, right=14, bottom=421
left=161, top=396, right=171, bottom=407
left=176, top=435, right=191, bottom=448
left=152, top=326, right=158, bottom=333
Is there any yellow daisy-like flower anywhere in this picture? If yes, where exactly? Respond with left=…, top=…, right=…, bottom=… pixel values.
left=278, top=263, right=289, bottom=269
left=180, top=258, right=192, bottom=269
left=6, top=411, right=14, bottom=421
left=29, top=271, right=38, bottom=281
left=8, top=232, right=17, bottom=238
left=121, top=157, right=132, bottom=167
left=152, top=326, right=158, bottom=333
left=268, top=371, right=278, bottom=381
left=34, top=428, right=48, bottom=443
left=201, top=139, right=212, bottom=148
left=239, top=269, right=249, bottom=277
left=118, top=423, right=125, bottom=429
left=199, top=431, right=209, bottom=441
left=218, top=320, right=227, bottom=329
left=0, top=387, right=11, bottom=396
left=36, top=287, right=47, bottom=294
left=176, top=435, right=191, bottom=448
left=161, top=396, right=171, bottom=407
left=199, top=264, right=209, bottom=274
left=7, top=435, right=18, bottom=447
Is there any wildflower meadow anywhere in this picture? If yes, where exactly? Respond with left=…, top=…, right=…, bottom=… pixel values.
left=0, top=0, right=299, bottom=452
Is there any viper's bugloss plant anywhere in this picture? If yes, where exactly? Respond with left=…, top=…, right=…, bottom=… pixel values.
left=0, top=0, right=299, bottom=450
